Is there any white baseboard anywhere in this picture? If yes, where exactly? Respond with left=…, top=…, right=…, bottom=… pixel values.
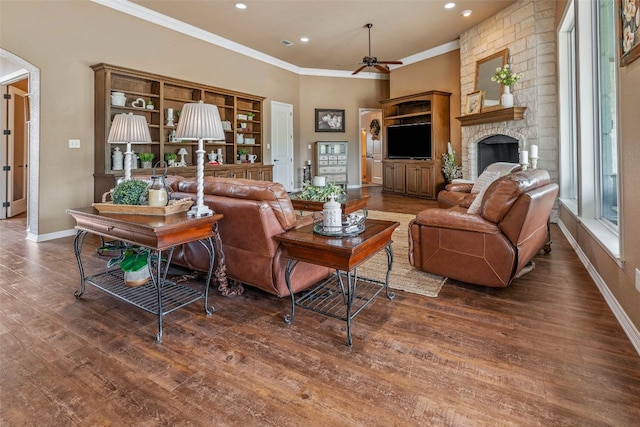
left=28, top=228, right=76, bottom=242
left=558, top=220, right=640, bottom=356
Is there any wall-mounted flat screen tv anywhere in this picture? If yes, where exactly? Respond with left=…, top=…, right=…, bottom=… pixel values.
left=386, top=123, right=432, bottom=159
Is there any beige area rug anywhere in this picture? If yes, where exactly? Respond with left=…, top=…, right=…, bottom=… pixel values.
left=358, top=210, right=446, bottom=298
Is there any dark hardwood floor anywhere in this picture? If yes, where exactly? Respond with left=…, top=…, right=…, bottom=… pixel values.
left=1, top=187, right=639, bottom=426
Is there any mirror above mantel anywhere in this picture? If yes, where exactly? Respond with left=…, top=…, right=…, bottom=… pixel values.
left=475, top=49, right=508, bottom=111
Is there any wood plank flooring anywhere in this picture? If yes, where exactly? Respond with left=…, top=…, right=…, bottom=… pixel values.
left=1, top=186, right=639, bottom=426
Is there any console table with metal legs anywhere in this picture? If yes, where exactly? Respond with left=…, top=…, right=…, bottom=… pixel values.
left=67, top=207, right=223, bottom=342
left=275, top=219, right=399, bottom=346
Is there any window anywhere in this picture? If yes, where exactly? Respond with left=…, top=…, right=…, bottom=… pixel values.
left=559, top=0, right=621, bottom=259
left=596, top=0, right=619, bottom=227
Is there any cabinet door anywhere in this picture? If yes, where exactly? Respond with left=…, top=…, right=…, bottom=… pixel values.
left=406, top=166, right=420, bottom=196
left=212, top=167, right=238, bottom=178
left=383, top=162, right=405, bottom=193
left=418, top=165, right=435, bottom=199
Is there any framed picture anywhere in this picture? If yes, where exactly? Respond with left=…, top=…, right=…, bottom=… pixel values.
left=618, top=0, right=640, bottom=66
left=465, top=91, right=484, bottom=115
left=315, top=108, right=345, bottom=132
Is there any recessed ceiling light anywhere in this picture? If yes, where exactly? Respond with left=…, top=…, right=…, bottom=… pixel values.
left=300, top=37, right=309, bottom=42
left=444, top=2, right=456, bottom=9
left=461, top=9, right=472, bottom=17
left=235, top=3, right=247, bottom=9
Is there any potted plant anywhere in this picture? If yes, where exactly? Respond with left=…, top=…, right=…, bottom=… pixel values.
left=247, top=112, right=255, bottom=120
left=165, top=152, right=177, bottom=166
left=238, top=148, right=248, bottom=162
left=98, top=243, right=152, bottom=287
left=441, top=142, right=462, bottom=183
left=146, top=100, right=154, bottom=110
left=138, top=152, right=155, bottom=169
left=111, top=179, right=149, bottom=205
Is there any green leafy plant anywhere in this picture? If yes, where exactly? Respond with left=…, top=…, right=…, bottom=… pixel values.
left=146, top=100, right=153, bottom=106
left=165, top=152, right=177, bottom=162
left=103, top=245, right=150, bottom=272
left=111, top=179, right=149, bottom=205
left=491, top=64, right=524, bottom=87
left=138, top=152, right=155, bottom=162
left=238, top=148, right=248, bottom=155
left=294, top=181, right=345, bottom=202
left=442, top=143, right=462, bottom=183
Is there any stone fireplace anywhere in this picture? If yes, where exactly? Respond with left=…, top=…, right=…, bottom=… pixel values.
left=458, top=0, right=558, bottom=184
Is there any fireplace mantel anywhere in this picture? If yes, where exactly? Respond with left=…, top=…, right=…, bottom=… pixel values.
left=456, top=107, right=527, bottom=126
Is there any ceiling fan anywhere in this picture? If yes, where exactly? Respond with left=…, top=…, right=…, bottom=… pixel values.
left=352, top=23, right=403, bottom=75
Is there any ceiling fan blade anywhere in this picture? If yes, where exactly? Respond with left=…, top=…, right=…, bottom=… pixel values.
left=374, top=64, right=391, bottom=74
left=377, top=60, right=403, bottom=65
left=352, top=65, right=367, bottom=75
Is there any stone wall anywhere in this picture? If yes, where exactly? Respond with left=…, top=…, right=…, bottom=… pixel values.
left=459, top=0, right=558, bottom=182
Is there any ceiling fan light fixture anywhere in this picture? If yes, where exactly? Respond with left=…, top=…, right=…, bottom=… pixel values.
left=461, top=9, right=472, bottom=17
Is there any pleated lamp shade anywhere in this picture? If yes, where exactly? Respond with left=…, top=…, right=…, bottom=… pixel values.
left=107, top=113, right=152, bottom=144
left=176, top=101, right=225, bottom=141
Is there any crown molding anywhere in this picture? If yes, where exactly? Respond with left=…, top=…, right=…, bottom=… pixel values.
left=91, top=0, right=457, bottom=80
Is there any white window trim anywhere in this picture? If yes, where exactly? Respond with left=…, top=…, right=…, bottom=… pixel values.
left=563, top=0, right=622, bottom=263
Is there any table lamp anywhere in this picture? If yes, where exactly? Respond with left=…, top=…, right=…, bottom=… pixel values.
left=177, top=147, right=189, bottom=166
left=107, top=113, right=152, bottom=181
left=176, top=100, right=225, bottom=217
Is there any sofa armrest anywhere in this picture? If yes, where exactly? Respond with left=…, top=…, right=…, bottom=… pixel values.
left=445, top=182, right=473, bottom=193
left=413, top=207, right=501, bottom=234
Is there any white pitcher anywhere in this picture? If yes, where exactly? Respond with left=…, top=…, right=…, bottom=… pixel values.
left=248, top=154, right=257, bottom=163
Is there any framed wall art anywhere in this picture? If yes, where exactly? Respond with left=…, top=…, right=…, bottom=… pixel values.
left=465, top=91, right=484, bottom=115
left=619, top=0, right=640, bottom=66
left=315, top=108, right=345, bottom=132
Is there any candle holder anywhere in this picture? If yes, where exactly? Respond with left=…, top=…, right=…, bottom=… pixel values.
left=520, top=162, right=529, bottom=171
left=530, top=157, right=539, bottom=169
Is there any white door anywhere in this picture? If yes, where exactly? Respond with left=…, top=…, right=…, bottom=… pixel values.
left=1, top=85, right=28, bottom=218
left=271, top=101, right=294, bottom=191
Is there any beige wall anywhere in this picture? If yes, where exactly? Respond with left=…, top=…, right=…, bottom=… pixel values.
left=389, top=50, right=462, bottom=156
left=298, top=76, right=388, bottom=187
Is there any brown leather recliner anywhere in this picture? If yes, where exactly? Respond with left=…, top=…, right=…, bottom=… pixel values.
left=169, top=177, right=332, bottom=297
left=437, top=162, right=522, bottom=208
left=408, top=169, right=558, bottom=287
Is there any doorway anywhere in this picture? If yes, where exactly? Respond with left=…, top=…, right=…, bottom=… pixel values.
left=0, top=49, right=40, bottom=238
left=359, top=109, right=383, bottom=185
left=2, top=82, right=28, bottom=218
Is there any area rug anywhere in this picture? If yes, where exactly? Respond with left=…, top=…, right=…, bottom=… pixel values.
left=358, top=210, right=446, bottom=298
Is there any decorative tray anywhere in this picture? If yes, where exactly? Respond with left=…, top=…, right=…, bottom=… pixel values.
left=313, top=222, right=366, bottom=237
left=312, top=211, right=366, bottom=237
left=92, top=198, right=194, bottom=216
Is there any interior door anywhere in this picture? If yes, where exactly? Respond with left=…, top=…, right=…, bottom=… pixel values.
left=271, top=101, right=294, bottom=191
left=3, top=85, right=28, bottom=217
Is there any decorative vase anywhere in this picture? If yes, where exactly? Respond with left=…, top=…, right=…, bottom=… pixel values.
left=141, top=161, right=152, bottom=169
left=124, top=265, right=151, bottom=287
left=501, top=85, right=514, bottom=108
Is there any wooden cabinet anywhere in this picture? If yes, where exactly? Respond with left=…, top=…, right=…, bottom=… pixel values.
left=406, top=163, right=436, bottom=199
left=245, top=165, right=273, bottom=182
left=313, top=141, right=348, bottom=186
left=92, top=63, right=269, bottom=201
left=383, top=162, right=405, bottom=193
left=380, top=91, right=450, bottom=199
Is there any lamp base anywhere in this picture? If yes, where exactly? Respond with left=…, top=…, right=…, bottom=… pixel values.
left=188, top=204, right=213, bottom=218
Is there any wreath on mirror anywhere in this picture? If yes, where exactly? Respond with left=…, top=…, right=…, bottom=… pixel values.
left=369, top=118, right=381, bottom=140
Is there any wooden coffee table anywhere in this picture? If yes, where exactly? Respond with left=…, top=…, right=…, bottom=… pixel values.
left=289, top=192, right=369, bottom=215
left=275, top=218, right=399, bottom=346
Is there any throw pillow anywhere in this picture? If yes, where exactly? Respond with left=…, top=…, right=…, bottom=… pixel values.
left=467, top=184, right=490, bottom=214
left=471, top=171, right=501, bottom=194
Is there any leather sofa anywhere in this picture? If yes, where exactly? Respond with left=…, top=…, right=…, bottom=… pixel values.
left=168, top=176, right=332, bottom=297
left=408, top=169, right=558, bottom=287
left=437, top=162, right=521, bottom=209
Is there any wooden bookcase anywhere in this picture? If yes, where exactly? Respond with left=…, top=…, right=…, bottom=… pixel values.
left=92, top=63, right=269, bottom=202
left=380, top=91, right=451, bottom=199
